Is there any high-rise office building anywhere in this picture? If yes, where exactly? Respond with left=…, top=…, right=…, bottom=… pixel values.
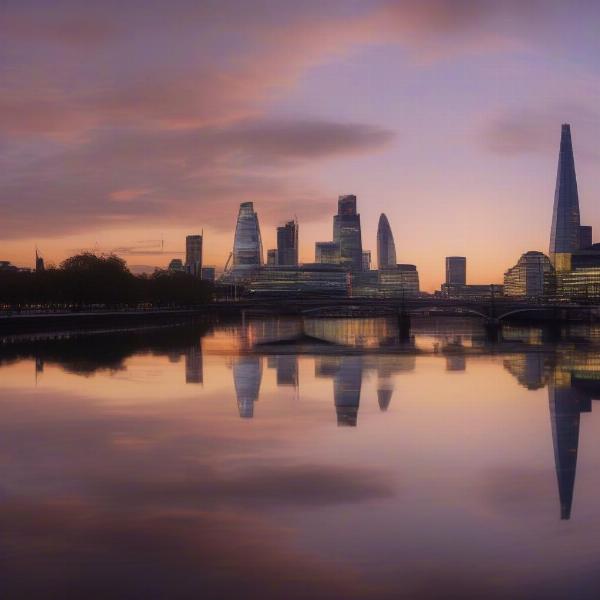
left=503, top=251, right=554, bottom=297
left=550, top=124, right=581, bottom=270
left=580, top=225, right=593, bottom=249
left=377, top=213, right=397, bottom=270
left=362, top=251, right=371, bottom=271
left=266, top=249, right=278, bottom=265
left=185, top=234, right=202, bottom=277
left=333, top=195, right=363, bottom=271
left=315, top=241, right=340, bottom=264
left=201, top=266, right=216, bottom=283
left=277, top=220, right=298, bottom=266
left=445, top=256, right=466, bottom=285
left=232, top=202, right=263, bottom=273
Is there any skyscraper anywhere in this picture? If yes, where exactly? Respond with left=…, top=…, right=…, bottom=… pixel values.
left=333, top=195, right=363, bottom=271
left=315, top=241, right=340, bottom=264
left=185, top=234, right=202, bottom=277
left=361, top=250, right=371, bottom=271
left=550, top=124, right=581, bottom=270
left=277, top=219, right=298, bottom=266
left=377, top=213, right=397, bottom=270
left=232, top=202, right=263, bottom=273
left=445, top=256, right=466, bottom=285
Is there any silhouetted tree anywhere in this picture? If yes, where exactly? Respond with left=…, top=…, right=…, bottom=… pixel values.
left=0, top=253, right=213, bottom=309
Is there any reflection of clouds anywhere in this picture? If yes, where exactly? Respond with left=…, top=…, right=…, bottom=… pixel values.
left=477, top=466, right=555, bottom=518
left=105, top=464, right=394, bottom=509
left=0, top=387, right=394, bottom=598
left=0, top=500, right=369, bottom=600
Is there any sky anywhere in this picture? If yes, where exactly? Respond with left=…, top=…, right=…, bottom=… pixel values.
left=1, top=0, right=600, bottom=291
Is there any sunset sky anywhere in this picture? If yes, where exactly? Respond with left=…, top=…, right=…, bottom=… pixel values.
left=2, top=0, right=600, bottom=290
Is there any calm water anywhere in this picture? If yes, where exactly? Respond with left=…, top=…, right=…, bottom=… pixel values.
left=2, top=317, right=600, bottom=599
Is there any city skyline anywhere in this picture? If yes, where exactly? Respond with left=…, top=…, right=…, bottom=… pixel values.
left=3, top=2, right=600, bottom=291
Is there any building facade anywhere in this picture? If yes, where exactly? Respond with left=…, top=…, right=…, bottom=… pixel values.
left=232, top=202, right=263, bottom=274
left=277, top=220, right=298, bottom=266
left=185, top=235, right=203, bottom=277
left=333, top=195, right=363, bottom=271
left=377, top=264, right=420, bottom=297
left=504, top=251, right=554, bottom=297
left=377, top=213, right=397, bottom=270
left=362, top=250, right=371, bottom=272
left=315, top=241, right=341, bottom=264
left=266, top=249, right=278, bottom=265
left=445, top=256, right=466, bottom=285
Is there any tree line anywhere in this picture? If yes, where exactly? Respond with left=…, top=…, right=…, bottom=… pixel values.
left=0, top=253, right=213, bottom=309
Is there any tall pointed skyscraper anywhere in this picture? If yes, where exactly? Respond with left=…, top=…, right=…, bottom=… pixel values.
left=377, top=213, right=397, bottom=270
left=549, top=124, right=580, bottom=270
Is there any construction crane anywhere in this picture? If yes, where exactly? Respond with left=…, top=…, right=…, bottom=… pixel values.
left=224, top=251, right=233, bottom=272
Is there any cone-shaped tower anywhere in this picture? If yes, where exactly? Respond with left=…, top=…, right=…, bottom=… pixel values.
left=549, top=124, right=580, bottom=269
left=377, top=213, right=397, bottom=270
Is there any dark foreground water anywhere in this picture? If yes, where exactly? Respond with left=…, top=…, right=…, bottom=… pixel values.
left=2, top=317, right=600, bottom=599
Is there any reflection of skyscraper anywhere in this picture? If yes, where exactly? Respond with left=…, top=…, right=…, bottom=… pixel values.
left=549, top=382, right=586, bottom=520
left=233, top=356, right=263, bottom=418
left=233, top=202, right=263, bottom=273
left=185, top=344, right=203, bottom=384
left=549, top=124, right=581, bottom=270
left=334, top=356, right=362, bottom=426
left=377, top=374, right=393, bottom=411
left=445, top=355, right=466, bottom=371
left=276, top=355, right=298, bottom=387
left=186, top=234, right=203, bottom=277
left=333, top=195, right=363, bottom=271
left=377, top=213, right=397, bottom=270
left=503, top=354, right=548, bottom=390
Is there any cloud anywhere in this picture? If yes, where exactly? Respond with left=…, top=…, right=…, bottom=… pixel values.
left=0, top=119, right=393, bottom=239
left=480, top=104, right=600, bottom=158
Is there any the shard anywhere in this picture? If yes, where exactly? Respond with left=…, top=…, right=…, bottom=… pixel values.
left=549, top=124, right=580, bottom=267
left=377, top=213, right=397, bottom=270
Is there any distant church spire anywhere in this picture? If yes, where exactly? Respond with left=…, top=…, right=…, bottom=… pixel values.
left=549, top=124, right=580, bottom=258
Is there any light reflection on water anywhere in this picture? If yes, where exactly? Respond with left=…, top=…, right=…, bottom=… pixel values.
left=3, top=317, right=600, bottom=599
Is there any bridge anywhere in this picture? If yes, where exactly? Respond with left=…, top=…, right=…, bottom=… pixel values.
left=224, top=296, right=599, bottom=321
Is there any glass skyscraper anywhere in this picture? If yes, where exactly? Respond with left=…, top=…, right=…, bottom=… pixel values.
left=232, top=202, right=263, bottom=273
left=276, top=219, right=298, bottom=266
left=549, top=124, right=581, bottom=270
left=445, top=256, right=466, bottom=285
left=377, top=213, right=396, bottom=270
left=185, top=234, right=202, bottom=277
left=333, top=195, right=363, bottom=271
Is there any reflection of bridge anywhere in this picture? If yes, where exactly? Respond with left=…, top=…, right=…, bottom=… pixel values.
left=230, top=297, right=598, bottom=324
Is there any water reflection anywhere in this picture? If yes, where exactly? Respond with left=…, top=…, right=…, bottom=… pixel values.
left=5, top=318, right=600, bottom=597
left=233, top=356, right=263, bottom=418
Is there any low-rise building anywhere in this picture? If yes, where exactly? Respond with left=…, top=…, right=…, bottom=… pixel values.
left=504, top=251, right=554, bottom=297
